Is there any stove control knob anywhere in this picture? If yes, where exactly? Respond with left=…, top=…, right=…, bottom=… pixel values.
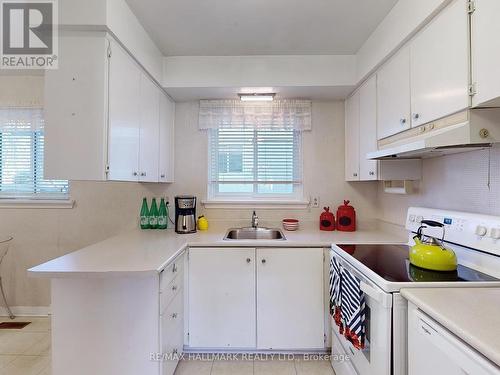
left=475, top=225, right=488, bottom=237
left=490, top=228, right=500, bottom=240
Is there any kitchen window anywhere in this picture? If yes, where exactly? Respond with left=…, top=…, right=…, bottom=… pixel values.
left=201, top=100, right=311, bottom=204
left=0, top=108, right=69, bottom=200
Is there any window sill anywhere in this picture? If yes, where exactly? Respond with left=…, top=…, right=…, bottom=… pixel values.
left=201, top=199, right=310, bottom=210
left=0, top=199, right=75, bottom=209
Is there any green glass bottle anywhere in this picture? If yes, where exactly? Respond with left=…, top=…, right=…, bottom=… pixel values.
left=140, top=198, right=150, bottom=229
left=158, top=198, right=168, bottom=229
left=149, top=198, right=159, bottom=229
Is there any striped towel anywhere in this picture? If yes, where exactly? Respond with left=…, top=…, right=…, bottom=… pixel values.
left=329, top=252, right=366, bottom=350
left=340, top=267, right=366, bottom=349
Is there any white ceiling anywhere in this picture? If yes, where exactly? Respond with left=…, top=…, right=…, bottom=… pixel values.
left=125, top=0, right=398, bottom=56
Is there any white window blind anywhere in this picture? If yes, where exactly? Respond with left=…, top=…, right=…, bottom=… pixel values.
left=0, top=108, right=68, bottom=199
left=209, top=127, right=302, bottom=199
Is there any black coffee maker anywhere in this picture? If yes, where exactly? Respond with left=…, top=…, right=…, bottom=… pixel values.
left=175, top=196, right=197, bottom=234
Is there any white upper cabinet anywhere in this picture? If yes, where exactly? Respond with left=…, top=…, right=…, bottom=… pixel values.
left=358, top=76, right=378, bottom=180
left=44, top=32, right=174, bottom=183
left=44, top=33, right=109, bottom=181
left=377, top=46, right=411, bottom=140
left=345, top=91, right=360, bottom=181
left=108, top=39, right=141, bottom=181
left=470, top=0, right=500, bottom=107
left=159, top=95, right=175, bottom=183
left=410, top=0, right=469, bottom=127
left=138, top=74, right=160, bottom=182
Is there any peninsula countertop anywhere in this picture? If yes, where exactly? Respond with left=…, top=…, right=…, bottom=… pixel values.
left=402, top=287, right=500, bottom=368
left=28, top=220, right=407, bottom=278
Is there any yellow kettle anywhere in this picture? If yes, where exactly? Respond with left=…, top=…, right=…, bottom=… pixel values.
left=410, top=220, right=457, bottom=272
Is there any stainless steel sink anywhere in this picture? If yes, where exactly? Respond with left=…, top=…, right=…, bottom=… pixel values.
left=224, top=227, right=286, bottom=240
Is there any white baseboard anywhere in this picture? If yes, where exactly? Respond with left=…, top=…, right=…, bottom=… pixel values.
left=0, top=306, right=51, bottom=317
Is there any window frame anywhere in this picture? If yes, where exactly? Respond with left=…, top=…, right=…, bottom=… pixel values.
left=207, top=126, right=304, bottom=203
left=0, top=107, right=70, bottom=202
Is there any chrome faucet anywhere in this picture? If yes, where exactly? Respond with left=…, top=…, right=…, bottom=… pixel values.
left=251, top=211, right=259, bottom=228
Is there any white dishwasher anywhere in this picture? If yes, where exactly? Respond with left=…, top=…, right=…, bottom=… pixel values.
left=408, top=302, right=500, bottom=375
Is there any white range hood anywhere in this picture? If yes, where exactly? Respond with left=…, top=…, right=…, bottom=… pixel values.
left=368, top=109, right=500, bottom=160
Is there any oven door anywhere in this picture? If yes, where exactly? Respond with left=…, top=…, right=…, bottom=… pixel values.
left=331, top=254, right=393, bottom=375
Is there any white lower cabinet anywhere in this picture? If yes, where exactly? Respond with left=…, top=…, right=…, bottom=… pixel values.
left=188, top=248, right=256, bottom=348
left=408, top=302, right=500, bottom=375
left=256, top=248, right=324, bottom=349
left=159, top=253, right=185, bottom=375
left=187, top=247, right=325, bottom=350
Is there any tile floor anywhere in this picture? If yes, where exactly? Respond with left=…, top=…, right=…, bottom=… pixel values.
left=0, top=316, right=335, bottom=375
left=0, top=316, right=51, bottom=375
left=176, top=355, right=336, bottom=375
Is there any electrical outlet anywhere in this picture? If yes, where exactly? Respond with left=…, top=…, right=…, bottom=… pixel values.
left=311, top=196, right=320, bottom=208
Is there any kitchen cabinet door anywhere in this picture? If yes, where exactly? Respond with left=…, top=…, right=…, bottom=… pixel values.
left=471, top=0, right=500, bottom=107
left=44, top=33, right=109, bottom=181
left=108, top=39, right=141, bottom=181
left=410, top=0, right=469, bottom=127
left=138, top=75, right=160, bottom=182
left=159, top=95, right=175, bottom=183
left=358, top=76, right=378, bottom=180
left=345, top=91, right=360, bottom=181
left=188, top=248, right=256, bottom=348
left=377, top=46, right=411, bottom=139
left=256, top=248, right=324, bottom=350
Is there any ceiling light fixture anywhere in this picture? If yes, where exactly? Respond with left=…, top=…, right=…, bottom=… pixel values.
left=238, top=93, right=276, bottom=102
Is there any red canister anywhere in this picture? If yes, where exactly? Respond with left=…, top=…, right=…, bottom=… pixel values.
left=336, top=200, right=356, bottom=232
left=320, top=207, right=335, bottom=231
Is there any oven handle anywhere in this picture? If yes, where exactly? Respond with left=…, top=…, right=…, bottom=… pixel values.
left=360, top=281, right=393, bottom=308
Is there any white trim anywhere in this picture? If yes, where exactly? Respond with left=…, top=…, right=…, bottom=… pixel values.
left=0, top=305, right=50, bottom=317
left=202, top=199, right=310, bottom=210
left=0, top=199, right=75, bottom=209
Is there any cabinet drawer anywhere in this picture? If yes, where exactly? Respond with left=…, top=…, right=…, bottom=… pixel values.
left=160, top=274, right=182, bottom=313
left=160, top=254, right=184, bottom=290
left=161, top=292, right=184, bottom=375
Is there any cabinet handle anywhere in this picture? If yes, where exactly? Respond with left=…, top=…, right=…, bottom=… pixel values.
left=172, top=285, right=177, bottom=291
left=246, top=258, right=251, bottom=263
left=420, top=126, right=426, bottom=133
left=160, top=174, right=165, bottom=178
left=421, top=325, right=432, bottom=335
left=172, top=349, right=178, bottom=354
left=140, top=172, right=146, bottom=177
left=413, top=113, right=420, bottom=120
left=172, top=313, right=178, bottom=319
left=353, top=173, right=358, bottom=177
left=261, top=259, right=266, bottom=264
left=132, top=172, right=138, bottom=176
left=172, top=264, right=177, bottom=273
left=369, top=171, right=375, bottom=176
left=400, top=118, right=407, bottom=125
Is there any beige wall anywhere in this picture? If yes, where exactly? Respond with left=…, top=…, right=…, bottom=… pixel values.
left=1, top=181, right=169, bottom=308
left=377, top=146, right=500, bottom=225
left=169, top=101, right=379, bottom=223
left=0, top=98, right=379, bottom=310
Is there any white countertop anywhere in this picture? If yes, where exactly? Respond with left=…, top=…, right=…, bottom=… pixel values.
left=28, top=220, right=406, bottom=278
left=402, top=288, right=500, bottom=368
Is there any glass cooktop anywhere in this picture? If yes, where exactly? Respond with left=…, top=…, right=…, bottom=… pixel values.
left=336, top=244, right=498, bottom=283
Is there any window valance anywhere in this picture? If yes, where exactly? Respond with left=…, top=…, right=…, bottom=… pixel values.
left=198, top=99, right=312, bottom=131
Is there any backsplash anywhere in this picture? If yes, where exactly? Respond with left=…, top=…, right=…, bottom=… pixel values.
left=377, top=146, right=500, bottom=224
